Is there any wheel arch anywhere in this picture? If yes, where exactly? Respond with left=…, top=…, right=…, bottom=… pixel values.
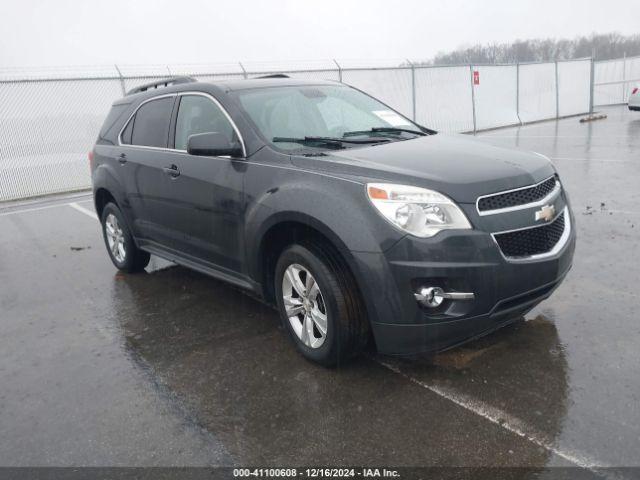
left=94, top=187, right=118, bottom=220
left=91, top=162, right=136, bottom=235
left=252, top=213, right=365, bottom=309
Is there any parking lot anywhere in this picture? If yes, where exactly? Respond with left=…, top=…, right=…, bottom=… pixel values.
left=1, top=105, right=638, bottom=473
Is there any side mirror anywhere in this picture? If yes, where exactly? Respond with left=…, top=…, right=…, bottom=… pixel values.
left=186, top=132, right=243, bottom=158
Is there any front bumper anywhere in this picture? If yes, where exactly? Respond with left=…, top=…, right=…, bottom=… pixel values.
left=351, top=204, right=576, bottom=355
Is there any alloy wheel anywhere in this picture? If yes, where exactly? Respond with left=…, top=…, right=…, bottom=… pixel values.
left=105, top=213, right=126, bottom=263
left=282, top=263, right=328, bottom=349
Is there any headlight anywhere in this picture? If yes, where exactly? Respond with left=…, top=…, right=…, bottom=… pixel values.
left=366, top=183, right=472, bottom=238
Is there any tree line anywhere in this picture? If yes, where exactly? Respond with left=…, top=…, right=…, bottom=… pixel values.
left=419, top=33, right=640, bottom=65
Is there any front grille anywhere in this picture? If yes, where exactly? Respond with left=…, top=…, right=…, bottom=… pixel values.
left=494, top=212, right=565, bottom=258
left=478, top=176, right=558, bottom=212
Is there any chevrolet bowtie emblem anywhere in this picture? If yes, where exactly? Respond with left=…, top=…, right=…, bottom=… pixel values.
left=535, top=204, right=556, bottom=222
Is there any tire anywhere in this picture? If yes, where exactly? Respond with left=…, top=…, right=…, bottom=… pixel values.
left=274, top=242, right=368, bottom=367
left=100, top=202, right=150, bottom=273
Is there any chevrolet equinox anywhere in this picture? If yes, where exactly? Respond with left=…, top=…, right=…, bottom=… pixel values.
left=91, top=76, right=575, bottom=366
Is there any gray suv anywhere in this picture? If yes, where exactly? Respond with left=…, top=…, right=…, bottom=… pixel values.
left=91, top=76, right=575, bottom=366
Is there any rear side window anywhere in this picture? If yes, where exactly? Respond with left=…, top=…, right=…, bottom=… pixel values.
left=174, top=95, right=236, bottom=151
left=129, top=97, right=174, bottom=148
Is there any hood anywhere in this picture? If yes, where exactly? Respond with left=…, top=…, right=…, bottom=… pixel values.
left=290, top=133, right=555, bottom=203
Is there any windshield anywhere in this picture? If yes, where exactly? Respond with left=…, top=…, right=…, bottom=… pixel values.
left=234, top=85, right=426, bottom=151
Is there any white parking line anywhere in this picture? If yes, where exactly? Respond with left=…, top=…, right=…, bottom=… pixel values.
left=376, top=360, right=609, bottom=473
left=0, top=197, right=94, bottom=218
left=69, top=202, right=98, bottom=220
left=579, top=209, right=640, bottom=216
left=0, top=202, right=70, bottom=217
left=606, top=210, right=640, bottom=216
left=1, top=191, right=91, bottom=209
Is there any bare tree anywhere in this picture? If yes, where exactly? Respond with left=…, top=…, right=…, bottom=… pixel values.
left=420, top=33, right=640, bottom=66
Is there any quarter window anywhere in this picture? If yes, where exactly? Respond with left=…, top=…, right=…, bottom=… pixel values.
left=174, top=95, right=237, bottom=151
left=100, top=104, right=128, bottom=138
left=128, top=97, right=174, bottom=148
left=120, top=115, right=134, bottom=144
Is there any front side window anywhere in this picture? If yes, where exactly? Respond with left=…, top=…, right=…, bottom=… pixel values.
left=174, top=95, right=237, bottom=151
left=127, top=96, right=174, bottom=148
left=235, top=85, right=423, bottom=151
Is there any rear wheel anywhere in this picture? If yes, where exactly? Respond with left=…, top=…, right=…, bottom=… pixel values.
left=274, top=242, right=368, bottom=367
left=100, top=202, right=150, bottom=273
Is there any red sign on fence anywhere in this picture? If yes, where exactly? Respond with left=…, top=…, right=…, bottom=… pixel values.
left=473, top=70, right=480, bottom=85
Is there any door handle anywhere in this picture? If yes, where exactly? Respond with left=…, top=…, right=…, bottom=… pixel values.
left=117, top=153, right=127, bottom=164
left=163, top=164, right=181, bottom=178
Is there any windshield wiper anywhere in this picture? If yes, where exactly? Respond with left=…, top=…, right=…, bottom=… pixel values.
left=343, top=127, right=428, bottom=138
left=272, top=136, right=389, bottom=148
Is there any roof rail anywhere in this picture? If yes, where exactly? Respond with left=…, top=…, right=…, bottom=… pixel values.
left=254, top=73, right=290, bottom=79
left=126, top=76, right=197, bottom=96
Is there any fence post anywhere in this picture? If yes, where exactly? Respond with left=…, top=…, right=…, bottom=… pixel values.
left=516, top=62, right=522, bottom=125
left=114, top=64, right=126, bottom=96
left=554, top=60, right=559, bottom=119
left=333, top=59, right=342, bottom=82
left=238, top=62, right=248, bottom=79
left=622, top=52, right=627, bottom=103
left=588, top=55, right=595, bottom=115
left=469, top=65, right=477, bottom=133
left=407, top=59, right=417, bottom=121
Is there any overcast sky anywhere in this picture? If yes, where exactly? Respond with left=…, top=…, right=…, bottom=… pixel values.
left=1, top=0, right=639, bottom=68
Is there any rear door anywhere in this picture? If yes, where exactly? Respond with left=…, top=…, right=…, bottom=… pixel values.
left=117, top=94, right=178, bottom=245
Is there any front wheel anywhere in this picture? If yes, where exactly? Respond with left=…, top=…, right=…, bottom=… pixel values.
left=274, top=243, right=368, bottom=367
left=100, top=202, right=150, bottom=273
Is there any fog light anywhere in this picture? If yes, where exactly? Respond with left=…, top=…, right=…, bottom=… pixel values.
left=414, top=287, right=475, bottom=308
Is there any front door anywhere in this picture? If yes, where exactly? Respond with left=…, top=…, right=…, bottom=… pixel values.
left=158, top=93, right=246, bottom=273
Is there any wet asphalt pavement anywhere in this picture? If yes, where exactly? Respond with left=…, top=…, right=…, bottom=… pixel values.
left=0, top=106, right=639, bottom=473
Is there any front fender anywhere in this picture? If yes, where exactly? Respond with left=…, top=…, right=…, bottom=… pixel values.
left=246, top=175, right=403, bottom=249
left=243, top=165, right=405, bottom=291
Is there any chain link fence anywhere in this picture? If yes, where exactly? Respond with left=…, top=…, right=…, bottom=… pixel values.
left=0, top=56, right=634, bottom=202
left=594, top=55, right=640, bottom=105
